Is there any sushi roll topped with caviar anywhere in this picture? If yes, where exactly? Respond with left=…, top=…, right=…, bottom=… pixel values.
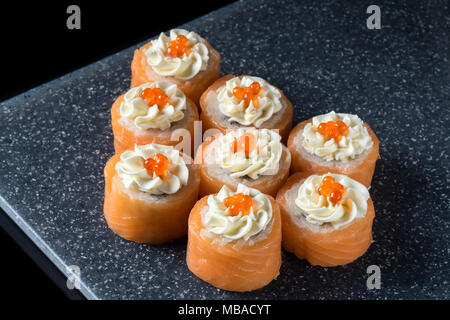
left=288, top=111, right=379, bottom=187
left=276, top=172, right=375, bottom=267
left=103, top=143, right=200, bottom=244
left=200, top=75, right=293, bottom=142
left=195, top=128, right=291, bottom=197
left=110, top=81, right=199, bottom=154
left=186, top=184, right=282, bottom=292
left=131, top=29, right=221, bottom=105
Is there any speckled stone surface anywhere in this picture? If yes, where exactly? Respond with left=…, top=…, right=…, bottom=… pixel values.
left=0, top=0, right=449, bottom=299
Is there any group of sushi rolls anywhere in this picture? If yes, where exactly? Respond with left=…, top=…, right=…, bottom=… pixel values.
left=103, top=29, right=380, bottom=292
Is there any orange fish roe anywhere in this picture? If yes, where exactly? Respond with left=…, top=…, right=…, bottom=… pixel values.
left=224, top=193, right=256, bottom=216
left=317, top=120, right=349, bottom=142
left=144, top=153, right=171, bottom=179
left=140, top=87, right=172, bottom=110
left=166, top=35, right=192, bottom=58
left=318, top=175, right=346, bottom=205
left=233, top=82, right=261, bottom=108
left=232, top=133, right=257, bottom=156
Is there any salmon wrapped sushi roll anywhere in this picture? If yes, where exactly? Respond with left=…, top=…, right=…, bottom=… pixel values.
left=276, top=172, right=375, bottom=267
left=111, top=81, right=199, bottom=154
left=187, top=184, right=282, bottom=292
left=200, top=75, right=293, bottom=142
left=194, top=128, right=291, bottom=197
left=131, top=29, right=220, bottom=105
left=103, top=144, right=200, bottom=244
left=288, top=111, right=379, bottom=187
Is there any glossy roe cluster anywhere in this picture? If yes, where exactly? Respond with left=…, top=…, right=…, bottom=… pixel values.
left=140, top=87, right=172, bottom=110
left=233, top=82, right=261, bottom=108
left=224, top=193, right=256, bottom=216
left=166, top=35, right=192, bottom=58
left=318, top=176, right=346, bottom=205
left=317, top=120, right=349, bottom=142
left=144, top=153, right=171, bottom=179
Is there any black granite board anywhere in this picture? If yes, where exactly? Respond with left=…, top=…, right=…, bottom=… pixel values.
left=0, top=0, right=449, bottom=299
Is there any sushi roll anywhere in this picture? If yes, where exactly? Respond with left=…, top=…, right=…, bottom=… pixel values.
left=276, top=172, right=375, bottom=267
left=103, top=144, right=200, bottom=244
left=186, top=184, right=282, bottom=292
left=194, top=128, right=291, bottom=197
left=131, top=29, right=221, bottom=105
left=287, top=111, right=379, bottom=187
left=199, top=75, right=293, bottom=142
left=111, top=81, right=199, bottom=154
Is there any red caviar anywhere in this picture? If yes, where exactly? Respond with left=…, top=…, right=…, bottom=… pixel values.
left=166, top=35, right=192, bottom=58
left=224, top=193, right=255, bottom=216
left=233, top=82, right=261, bottom=108
left=232, top=133, right=257, bottom=156
left=140, top=87, right=172, bottom=110
left=318, top=175, right=346, bottom=205
left=144, top=153, right=171, bottom=179
left=317, top=120, right=349, bottom=142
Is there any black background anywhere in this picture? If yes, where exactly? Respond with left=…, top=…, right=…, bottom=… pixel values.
left=0, top=0, right=234, bottom=300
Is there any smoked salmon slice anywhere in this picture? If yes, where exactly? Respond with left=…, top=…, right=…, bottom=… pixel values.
left=186, top=188, right=282, bottom=292
left=276, top=172, right=375, bottom=267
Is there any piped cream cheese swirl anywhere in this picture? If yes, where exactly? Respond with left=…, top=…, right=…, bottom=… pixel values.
left=116, top=144, right=188, bottom=195
left=120, top=82, right=186, bottom=130
left=216, top=76, right=283, bottom=127
left=204, top=184, right=272, bottom=241
left=302, top=111, right=373, bottom=161
left=144, top=29, right=209, bottom=80
left=295, top=173, right=370, bottom=228
left=213, top=128, right=283, bottom=179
